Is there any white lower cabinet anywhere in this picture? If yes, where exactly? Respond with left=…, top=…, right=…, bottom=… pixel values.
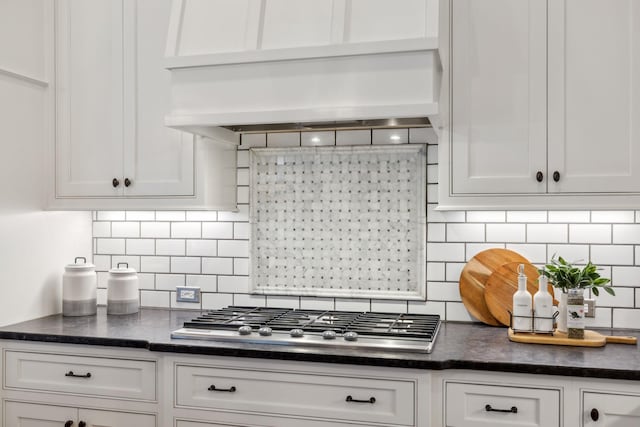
left=4, top=401, right=155, bottom=426
left=583, top=392, right=640, bottom=426
left=445, top=382, right=560, bottom=426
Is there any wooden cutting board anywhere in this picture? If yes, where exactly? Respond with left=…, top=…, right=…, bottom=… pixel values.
left=459, top=249, right=529, bottom=326
left=485, top=262, right=558, bottom=327
left=508, top=328, right=637, bottom=347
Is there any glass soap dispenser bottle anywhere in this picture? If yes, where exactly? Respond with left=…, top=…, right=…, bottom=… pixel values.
left=512, top=264, right=532, bottom=331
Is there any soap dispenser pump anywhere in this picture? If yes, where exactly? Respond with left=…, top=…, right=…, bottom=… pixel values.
left=512, top=264, right=532, bottom=331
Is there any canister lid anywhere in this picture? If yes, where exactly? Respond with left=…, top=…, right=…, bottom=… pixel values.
left=65, top=257, right=95, bottom=271
left=109, top=262, right=137, bottom=275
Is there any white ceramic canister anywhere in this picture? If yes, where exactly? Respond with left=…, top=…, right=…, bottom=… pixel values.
left=63, top=257, right=97, bottom=316
left=107, top=262, right=139, bottom=315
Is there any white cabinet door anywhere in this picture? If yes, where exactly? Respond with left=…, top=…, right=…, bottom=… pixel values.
left=79, top=408, right=155, bottom=427
left=123, top=0, right=194, bottom=197
left=583, top=392, right=640, bottom=426
left=4, top=401, right=76, bottom=426
left=450, top=0, right=547, bottom=195
left=548, top=0, right=640, bottom=193
left=55, top=0, right=124, bottom=197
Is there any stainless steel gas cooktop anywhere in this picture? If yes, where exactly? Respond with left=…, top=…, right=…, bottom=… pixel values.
left=171, top=306, right=441, bottom=353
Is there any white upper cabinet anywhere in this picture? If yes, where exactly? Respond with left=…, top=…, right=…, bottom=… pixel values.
left=548, top=0, right=640, bottom=194
left=441, top=0, right=640, bottom=209
left=52, top=0, right=237, bottom=210
left=450, top=0, right=547, bottom=195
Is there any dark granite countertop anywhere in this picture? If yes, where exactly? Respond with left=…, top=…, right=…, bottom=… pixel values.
left=0, top=307, right=638, bottom=381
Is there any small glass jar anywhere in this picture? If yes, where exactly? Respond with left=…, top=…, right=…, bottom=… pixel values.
left=567, top=288, right=585, bottom=339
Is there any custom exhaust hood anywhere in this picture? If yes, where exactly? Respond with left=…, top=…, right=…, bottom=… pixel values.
left=164, top=0, right=441, bottom=140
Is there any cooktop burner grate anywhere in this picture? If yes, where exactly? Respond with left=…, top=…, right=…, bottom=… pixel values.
left=173, top=307, right=441, bottom=353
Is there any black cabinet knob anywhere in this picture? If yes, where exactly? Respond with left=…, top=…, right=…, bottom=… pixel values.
left=112, top=178, right=120, bottom=188
left=78, top=422, right=86, bottom=427
left=591, top=408, right=599, bottom=421
left=124, top=178, right=132, bottom=187
left=64, top=422, right=73, bottom=427
left=536, top=171, right=544, bottom=182
left=553, top=171, right=560, bottom=182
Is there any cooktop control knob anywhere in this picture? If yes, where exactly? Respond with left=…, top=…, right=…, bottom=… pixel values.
left=258, top=326, right=272, bottom=336
left=344, top=331, right=358, bottom=342
left=322, top=330, right=337, bottom=340
left=238, top=325, right=252, bottom=335
left=290, top=328, right=304, bottom=338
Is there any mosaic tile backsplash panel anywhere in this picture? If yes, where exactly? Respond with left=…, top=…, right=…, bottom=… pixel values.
left=93, top=127, right=640, bottom=329
left=250, top=145, right=426, bottom=299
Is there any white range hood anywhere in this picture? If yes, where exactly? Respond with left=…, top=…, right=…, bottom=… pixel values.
left=164, top=0, right=441, bottom=137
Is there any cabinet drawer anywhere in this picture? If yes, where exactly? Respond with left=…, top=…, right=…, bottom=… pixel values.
left=4, top=350, right=156, bottom=401
left=583, top=392, right=640, bottom=426
left=176, top=364, right=415, bottom=426
left=446, top=382, right=560, bottom=427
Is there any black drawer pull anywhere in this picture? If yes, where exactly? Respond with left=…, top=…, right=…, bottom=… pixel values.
left=346, top=395, right=376, bottom=404
left=78, top=422, right=86, bottom=427
left=591, top=408, right=599, bottom=421
left=65, top=371, right=91, bottom=379
left=208, top=385, right=236, bottom=392
left=485, top=404, right=517, bottom=414
left=65, top=422, right=73, bottom=427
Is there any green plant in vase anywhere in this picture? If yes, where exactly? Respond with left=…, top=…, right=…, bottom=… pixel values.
left=538, top=255, right=614, bottom=338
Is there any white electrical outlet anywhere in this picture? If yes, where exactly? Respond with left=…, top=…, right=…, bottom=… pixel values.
left=176, top=286, right=201, bottom=303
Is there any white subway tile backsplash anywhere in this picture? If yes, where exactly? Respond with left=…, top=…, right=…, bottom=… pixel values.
left=186, top=274, right=217, bottom=292
left=156, top=239, right=186, bottom=256
left=218, top=240, right=249, bottom=258
left=370, top=300, right=408, bottom=313
left=97, top=272, right=108, bottom=288
left=186, top=239, right=217, bottom=257
left=613, top=224, right=640, bottom=244
left=591, top=211, right=635, bottom=223
left=96, top=239, right=125, bottom=255
left=569, top=224, right=611, bottom=244
left=613, top=308, right=640, bottom=328
left=548, top=211, right=590, bottom=223
left=427, top=165, right=438, bottom=184
left=445, top=263, right=465, bottom=283
left=186, top=211, right=218, bottom=222
left=594, top=287, right=634, bottom=308
left=218, top=276, right=250, bottom=293
left=372, top=128, right=408, bottom=145
left=427, top=145, right=438, bottom=164
left=218, top=205, right=249, bottom=222
left=427, top=204, right=465, bottom=223
left=335, top=298, right=370, bottom=312
left=141, top=222, right=170, bottom=238
left=97, top=288, right=107, bottom=305
left=467, top=211, right=505, bottom=223
left=171, top=257, right=201, bottom=274
left=408, top=127, right=431, bottom=144
left=234, top=258, right=249, bottom=276
left=237, top=168, right=250, bottom=186
left=93, top=222, right=111, bottom=238
left=140, top=256, right=170, bottom=273
left=408, top=301, right=446, bottom=318
left=93, top=255, right=111, bottom=272
left=156, top=274, right=186, bottom=290
left=267, top=132, right=300, bottom=147
left=637, top=289, right=640, bottom=307
left=427, top=282, right=461, bottom=301
left=301, top=131, right=335, bottom=147
left=585, top=307, right=612, bottom=328
left=336, top=129, right=370, bottom=146
left=237, top=187, right=250, bottom=204
left=527, top=224, right=568, bottom=243
left=234, top=293, right=266, bottom=307
left=156, top=211, right=186, bottom=221
left=97, top=211, right=125, bottom=221
left=138, top=273, right=155, bottom=290
left=612, top=266, right=640, bottom=287
left=427, top=243, right=465, bottom=262
left=426, top=262, right=446, bottom=281
left=466, top=243, right=505, bottom=261
left=202, top=257, right=233, bottom=275
left=126, top=239, right=155, bottom=255
left=300, top=297, right=335, bottom=310
left=427, top=223, right=445, bottom=242
left=202, top=293, right=233, bottom=310
left=202, top=222, right=233, bottom=239
left=237, top=150, right=250, bottom=167
left=171, top=222, right=201, bottom=238
left=126, top=211, right=155, bottom=221
left=266, top=295, right=300, bottom=309
left=486, top=224, right=525, bottom=243
left=111, top=222, right=140, bottom=238
left=240, top=133, right=266, bottom=149
left=447, top=223, right=484, bottom=242
left=112, top=256, right=140, bottom=272
left=446, top=302, right=475, bottom=322
left=546, top=244, right=589, bottom=264
left=234, top=223, right=250, bottom=240
left=506, top=244, right=547, bottom=264
left=591, top=245, right=634, bottom=266
left=506, top=211, right=547, bottom=223
left=141, top=290, right=169, bottom=308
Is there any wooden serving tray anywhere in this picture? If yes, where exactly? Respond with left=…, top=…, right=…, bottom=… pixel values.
left=508, top=328, right=637, bottom=347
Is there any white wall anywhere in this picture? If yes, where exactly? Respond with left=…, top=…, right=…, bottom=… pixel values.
left=0, top=0, right=91, bottom=326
